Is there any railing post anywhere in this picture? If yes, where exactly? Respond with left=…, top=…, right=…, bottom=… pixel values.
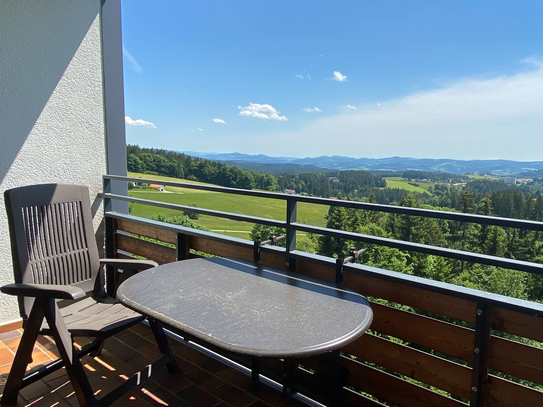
left=176, top=233, right=189, bottom=260
left=470, top=301, right=492, bottom=407
left=285, top=199, right=297, bottom=272
left=253, top=238, right=261, bottom=263
left=105, top=216, right=116, bottom=296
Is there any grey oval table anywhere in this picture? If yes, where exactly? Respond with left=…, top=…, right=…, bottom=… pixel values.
left=117, top=257, right=373, bottom=398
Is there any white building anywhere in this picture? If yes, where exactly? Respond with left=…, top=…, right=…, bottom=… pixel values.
left=0, top=0, right=128, bottom=326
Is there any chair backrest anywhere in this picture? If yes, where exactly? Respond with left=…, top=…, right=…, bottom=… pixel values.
left=4, top=184, right=101, bottom=319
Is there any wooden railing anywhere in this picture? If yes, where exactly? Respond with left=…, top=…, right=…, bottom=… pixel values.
left=103, top=175, right=543, bottom=407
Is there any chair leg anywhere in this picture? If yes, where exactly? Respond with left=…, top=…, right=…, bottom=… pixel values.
left=148, top=318, right=181, bottom=374
left=42, top=298, right=96, bottom=407
left=89, top=339, right=106, bottom=357
left=1, top=300, right=45, bottom=405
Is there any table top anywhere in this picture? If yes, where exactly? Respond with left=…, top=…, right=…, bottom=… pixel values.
left=117, top=257, right=373, bottom=359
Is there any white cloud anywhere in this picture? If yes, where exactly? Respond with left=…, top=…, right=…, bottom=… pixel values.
left=522, top=56, right=543, bottom=68
left=198, top=128, right=204, bottom=131
left=122, top=46, right=143, bottom=74
left=307, top=74, right=312, bottom=80
left=332, top=71, right=347, bottom=82
left=302, top=107, right=322, bottom=113
left=125, top=116, right=156, bottom=129
left=217, top=61, right=543, bottom=160
left=319, top=54, right=325, bottom=58
left=377, top=102, right=381, bottom=107
left=238, top=103, right=288, bottom=121
left=346, top=105, right=357, bottom=110
left=213, top=118, right=226, bottom=124
left=295, top=75, right=304, bottom=79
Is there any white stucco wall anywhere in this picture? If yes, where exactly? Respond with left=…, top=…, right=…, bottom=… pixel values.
left=0, top=0, right=107, bottom=324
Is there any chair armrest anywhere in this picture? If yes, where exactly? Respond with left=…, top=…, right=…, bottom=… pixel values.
left=0, top=283, right=86, bottom=300
left=100, top=258, right=158, bottom=271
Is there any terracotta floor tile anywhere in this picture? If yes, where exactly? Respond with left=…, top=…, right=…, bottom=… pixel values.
left=0, top=330, right=22, bottom=341
left=110, top=390, right=153, bottom=407
left=137, top=343, right=163, bottom=361
left=176, top=384, right=221, bottom=407
left=29, top=347, right=55, bottom=368
left=149, top=369, right=191, bottom=393
left=125, top=355, right=155, bottom=372
left=215, top=367, right=252, bottom=388
left=0, top=347, right=14, bottom=366
left=3, top=337, right=21, bottom=354
left=129, top=323, right=153, bottom=337
left=102, top=336, right=123, bottom=351
left=211, top=382, right=258, bottom=407
left=106, top=343, right=143, bottom=363
left=0, top=363, right=13, bottom=375
left=18, top=378, right=50, bottom=401
left=248, top=402, right=275, bottom=407
left=141, top=385, right=189, bottom=407
left=35, top=335, right=57, bottom=351
left=117, top=332, right=151, bottom=349
left=182, top=367, right=225, bottom=392
left=171, top=343, right=205, bottom=362
left=246, top=384, right=290, bottom=406
left=0, top=328, right=316, bottom=407
left=23, top=390, right=73, bottom=407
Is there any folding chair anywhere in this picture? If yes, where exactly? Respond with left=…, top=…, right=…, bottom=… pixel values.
left=1, top=184, right=179, bottom=406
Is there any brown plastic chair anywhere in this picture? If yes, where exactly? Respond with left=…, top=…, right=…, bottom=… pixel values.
left=1, top=184, right=179, bottom=407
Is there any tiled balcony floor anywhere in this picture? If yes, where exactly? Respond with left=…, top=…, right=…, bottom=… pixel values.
left=0, top=324, right=306, bottom=407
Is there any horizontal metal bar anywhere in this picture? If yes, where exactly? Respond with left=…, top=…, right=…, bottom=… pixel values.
left=107, top=212, right=543, bottom=317
left=105, top=175, right=289, bottom=200
left=104, top=175, right=543, bottom=232
left=292, top=223, right=543, bottom=276
left=102, top=193, right=286, bottom=228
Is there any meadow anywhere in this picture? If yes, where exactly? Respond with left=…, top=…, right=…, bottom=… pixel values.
left=127, top=172, right=328, bottom=239
left=384, top=177, right=433, bottom=193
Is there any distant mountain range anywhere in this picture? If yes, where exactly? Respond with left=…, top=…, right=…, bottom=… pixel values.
left=181, top=151, right=543, bottom=176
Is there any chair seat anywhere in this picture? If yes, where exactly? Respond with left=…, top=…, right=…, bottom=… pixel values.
left=41, top=297, right=145, bottom=338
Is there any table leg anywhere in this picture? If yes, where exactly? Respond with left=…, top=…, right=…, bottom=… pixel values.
left=251, top=359, right=260, bottom=389
left=282, top=359, right=294, bottom=399
left=312, top=350, right=347, bottom=406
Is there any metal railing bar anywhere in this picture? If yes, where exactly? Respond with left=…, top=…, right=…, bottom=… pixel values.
left=292, top=223, right=543, bottom=276
left=102, top=193, right=287, bottom=228
left=106, top=213, right=543, bottom=316
left=107, top=212, right=255, bottom=248
left=105, top=175, right=290, bottom=200
left=288, top=250, right=543, bottom=316
left=104, top=175, right=543, bottom=232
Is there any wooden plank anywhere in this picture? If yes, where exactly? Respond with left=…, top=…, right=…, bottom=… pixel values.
left=370, top=302, right=475, bottom=362
left=341, top=356, right=466, bottom=407
left=116, top=219, right=177, bottom=244
left=487, top=374, right=543, bottom=407
left=117, top=234, right=176, bottom=264
left=341, top=388, right=388, bottom=407
left=259, top=251, right=287, bottom=270
left=493, top=307, right=543, bottom=343
left=344, top=270, right=478, bottom=324
left=190, top=236, right=253, bottom=261
left=296, top=259, right=336, bottom=283
left=489, top=335, right=543, bottom=386
left=342, top=333, right=472, bottom=400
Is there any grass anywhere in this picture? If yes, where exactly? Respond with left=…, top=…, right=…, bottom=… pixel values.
left=384, top=177, right=433, bottom=193
left=127, top=173, right=329, bottom=238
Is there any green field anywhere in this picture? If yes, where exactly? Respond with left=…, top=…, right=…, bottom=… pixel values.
left=384, top=177, right=433, bottom=193
left=127, top=173, right=328, bottom=239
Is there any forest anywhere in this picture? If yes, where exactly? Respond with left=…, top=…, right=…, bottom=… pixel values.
left=127, top=145, right=543, bottom=302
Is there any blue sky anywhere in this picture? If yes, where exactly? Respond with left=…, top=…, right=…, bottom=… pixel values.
left=122, top=1, right=543, bottom=161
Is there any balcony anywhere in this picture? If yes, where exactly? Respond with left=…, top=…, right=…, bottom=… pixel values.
left=2, top=174, right=543, bottom=407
